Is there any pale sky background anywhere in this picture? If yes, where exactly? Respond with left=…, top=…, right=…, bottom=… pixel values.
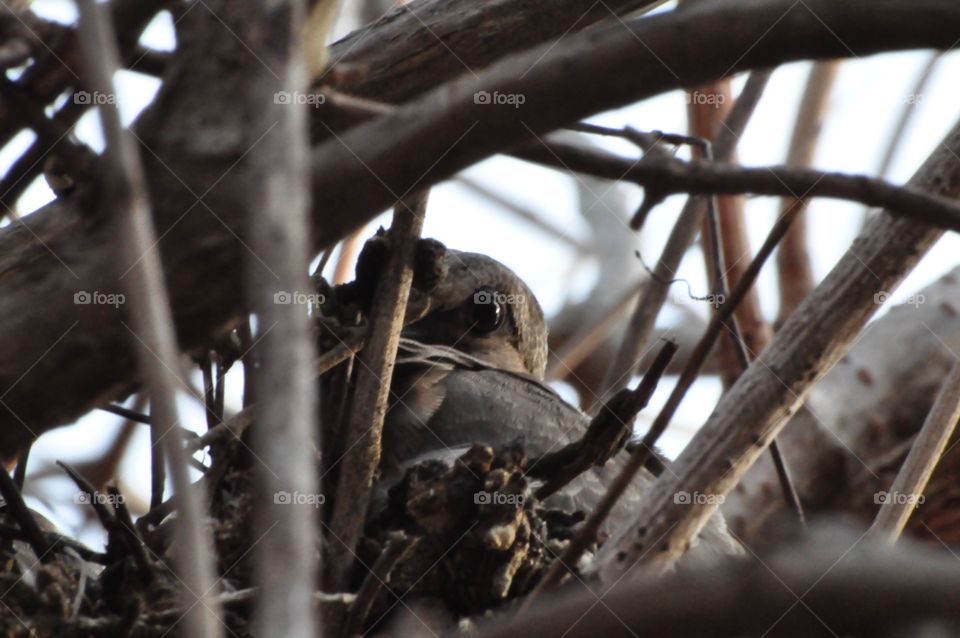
left=8, top=1, right=960, bottom=546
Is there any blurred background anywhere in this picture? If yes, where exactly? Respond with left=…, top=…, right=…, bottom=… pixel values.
left=6, top=0, right=960, bottom=548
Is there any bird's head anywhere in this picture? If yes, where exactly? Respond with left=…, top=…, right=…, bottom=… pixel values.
left=401, top=250, right=548, bottom=379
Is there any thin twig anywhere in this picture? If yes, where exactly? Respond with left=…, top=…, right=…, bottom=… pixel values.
left=531, top=340, right=677, bottom=501
left=866, top=360, right=960, bottom=543
left=514, top=141, right=960, bottom=233
left=185, top=337, right=366, bottom=456
left=876, top=53, right=942, bottom=186
left=238, top=318, right=256, bottom=408
left=108, top=484, right=156, bottom=582
left=597, top=70, right=769, bottom=401
left=75, top=3, right=222, bottom=636
left=776, top=60, right=840, bottom=323
left=324, top=192, right=427, bottom=604
left=98, top=403, right=152, bottom=425
left=704, top=185, right=805, bottom=526
left=545, top=278, right=645, bottom=381
left=456, top=176, right=589, bottom=253
left=199, top=351, right=216, bottom=431
left=344, top=531, right=419, bottom=636
left=595, top=118, right=960, bottom=577
left=56, top=461, right=115, bottom=528
left=12, top=445, right=29, bottom=490
left=0, top=466, right=51, bottom=560
left=538, top=204, right=802, bottom=592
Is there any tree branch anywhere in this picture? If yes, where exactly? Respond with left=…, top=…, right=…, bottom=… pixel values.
left=75, top=1, right=222, bottom=636
left=595, top=116, right=960, bottom=578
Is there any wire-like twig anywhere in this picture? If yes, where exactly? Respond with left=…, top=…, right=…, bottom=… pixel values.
left=594, top=116, right=960, bottom=577
left=596, top=70, right=769, bottom=401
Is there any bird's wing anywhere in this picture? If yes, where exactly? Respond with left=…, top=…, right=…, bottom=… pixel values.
left=385, top=340, right=741, bottom=563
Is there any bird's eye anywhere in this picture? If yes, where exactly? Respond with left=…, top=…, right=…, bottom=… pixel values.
left=470, top=288, right=505, bottom=333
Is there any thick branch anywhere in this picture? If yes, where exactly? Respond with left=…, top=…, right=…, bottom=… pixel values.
left=310, top=0, right=960, bottom=247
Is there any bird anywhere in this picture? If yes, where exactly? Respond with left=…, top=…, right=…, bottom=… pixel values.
left=380, top=249, right=742, bottom=566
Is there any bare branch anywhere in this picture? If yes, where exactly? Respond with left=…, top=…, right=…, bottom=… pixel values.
left=516, top=141, right=960, bottom=232
left=232, top=2, right=322, bottom=637
left=866, top=361, right=960, bottom=543
left=323, top=194, right=427, bottom=601
left=595, top=117, right=960, bottom=578
left=75, top=2, right=222, bottom=636
left=484, top=532, right=960, bottom=638
left=597, top=69, right=769, bottom=399
left=1, top=0, right=960, bottom=465
left=776, top=61, right=840, bottom=323
left=310, top=0, right=960, bottom=247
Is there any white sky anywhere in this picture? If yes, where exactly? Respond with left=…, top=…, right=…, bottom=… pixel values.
left=10, top=0, right=960, bottom=546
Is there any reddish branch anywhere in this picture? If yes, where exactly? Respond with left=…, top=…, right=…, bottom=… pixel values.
left=776, top=61, right=840, bottom=324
